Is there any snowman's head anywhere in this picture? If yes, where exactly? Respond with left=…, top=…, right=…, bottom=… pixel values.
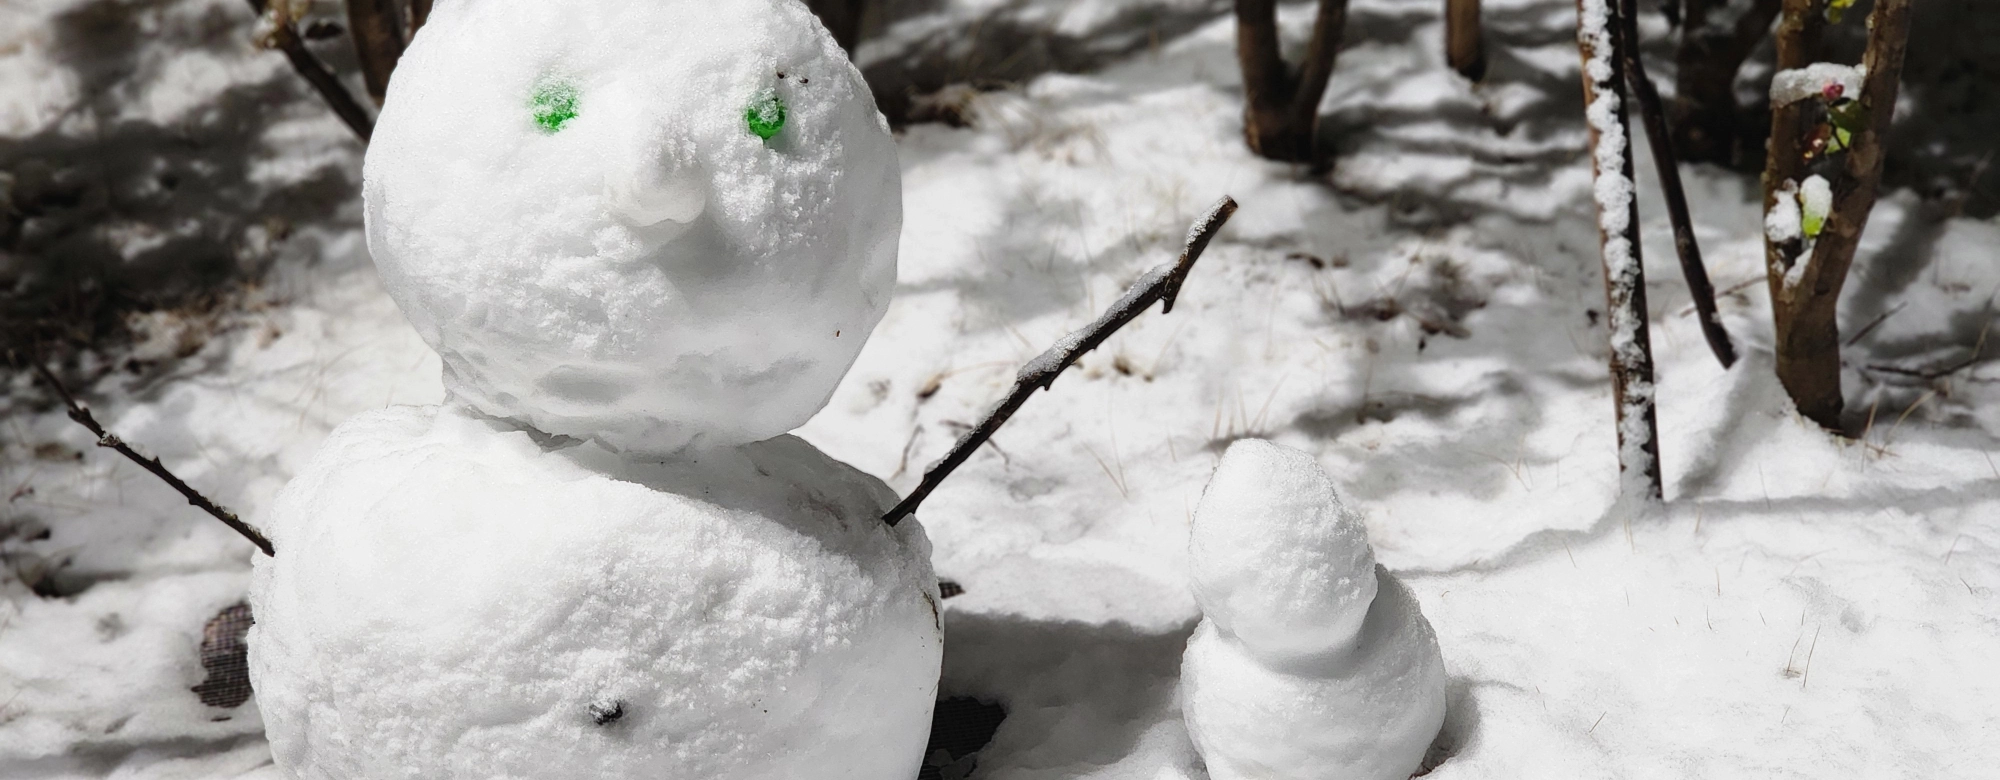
left=363, top=0, right=899, bottom=456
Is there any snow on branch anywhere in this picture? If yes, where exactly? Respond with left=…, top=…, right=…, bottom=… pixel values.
left=1577, top=0, right=1663, bottom=501
left=30, top=362, right=276, bottom=556
left=882, top=196, right=1240, bottom=527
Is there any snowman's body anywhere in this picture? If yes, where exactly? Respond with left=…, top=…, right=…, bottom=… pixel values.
left=252, top=408, right=939, bottom=778
left=248, top=0, right=938, bottom=776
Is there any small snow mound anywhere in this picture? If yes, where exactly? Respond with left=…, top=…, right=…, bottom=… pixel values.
left=1190, top=439, right=1377, bottom=661
left=249, top=406, right=941, bottom=779
left=1766, top=179, right=1804, bottom=244
left=1771, top=63, right=1866, bottom=107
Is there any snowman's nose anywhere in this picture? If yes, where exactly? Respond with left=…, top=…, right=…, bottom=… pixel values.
left=606, top=146, right=706, bottom=229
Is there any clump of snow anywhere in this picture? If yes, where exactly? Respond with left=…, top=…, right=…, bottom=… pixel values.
left=364, top=0, right=901, bottom=456
left=1800, top=174, right=1833, bottom=237
left=1180, top=440, right=1445, bottom=780
left=1766, top=179, right=1804, bottom=244
left=1771, top=62, right=1866, bottom=107
left=247, top=406, right=941, bottom=779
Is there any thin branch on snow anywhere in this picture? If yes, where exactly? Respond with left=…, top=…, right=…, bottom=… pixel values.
left=1577, top=0, right=1663, bottom=501
left=247, top=0, right=375, bottom=142
left=30, top=362, right=276, bottom=557
left=1615, top=0, right=1736, bottom=370
left=883, top=196, right=1240, bottom=526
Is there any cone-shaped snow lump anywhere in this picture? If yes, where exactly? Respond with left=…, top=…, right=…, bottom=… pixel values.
left=1181, top=439, right=1446, bottom=780
left=249, top=407, right=942, bottom=779
left=364, top=0, right=900, bottom=455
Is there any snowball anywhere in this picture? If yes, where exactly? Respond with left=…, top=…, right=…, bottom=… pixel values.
left=1189, top=439, right=1377, bottom=661
left=1771, top=63, right=1865, bottom=107
left=1181, top=569, right=1447, bottom=780
left=1800, top=174, right=1833, bottom=238
left=1765, top=179, right=1803, bottom=244
left=364, top=0, right=901, bottom=455
left=248, top=406, right=941, bottom=779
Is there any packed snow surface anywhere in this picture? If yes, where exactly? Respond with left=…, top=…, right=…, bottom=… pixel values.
left=247, top=405, right=941, bottom=779
left=364, top=0, right=901, bottom=455
left=1181, top=440, right=1445, bottom=780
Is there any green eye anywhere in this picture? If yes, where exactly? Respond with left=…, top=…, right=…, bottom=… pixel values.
left=531, top=78, right=580, bottom=133
left=746, top=90, right=786, bottom=140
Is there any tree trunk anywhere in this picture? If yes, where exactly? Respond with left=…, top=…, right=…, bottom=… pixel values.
left=1578, top=0, right=1663, bottom=501
left=347, top=0, right=407, bottom=106
left=1235, top=0, right=1350, bottom=165
left=408, top=0, right=432, bottom=37
left=1762, top=0, right=1912, bottom=431
left=1670, top=0, right=1780, bottom=166
left=1446, top=0, right=1484, bottom=81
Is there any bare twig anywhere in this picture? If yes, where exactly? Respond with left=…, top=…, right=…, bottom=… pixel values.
left=30, top=363, right=275, bottom=556
left=247, top=0, right=374, bottom=142
left=1616, top=0, right=1737, bottom=370
left=883, top=197, right=1240, bottom=526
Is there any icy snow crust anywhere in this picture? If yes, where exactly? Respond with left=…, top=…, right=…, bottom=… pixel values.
left=1182, top=440, right=1445, bottom=780
left=247, top=406, right=941, bottom=779
left=364, top=0, right=901, bottom=455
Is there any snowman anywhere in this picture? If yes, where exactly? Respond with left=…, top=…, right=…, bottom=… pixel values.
left=1180, top=440, right=1447, bottom=780
left=246, top=0, right=941, bottom=777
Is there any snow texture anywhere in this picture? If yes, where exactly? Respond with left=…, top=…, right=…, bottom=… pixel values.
left=248, top=406, right=941, bottom=779
left=1188, top=439, right=1378, bottom=661
left=1771, top=63, right=1866, bottom=107
left=364, top=0, right=901, bottom=456
left=1766, top=179, right=1804, bottom=244
left=1181, top=440, right=1446, bottom=780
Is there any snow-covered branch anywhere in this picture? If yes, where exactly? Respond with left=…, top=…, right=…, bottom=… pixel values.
left=1577, top=0, right=1663, bottom=500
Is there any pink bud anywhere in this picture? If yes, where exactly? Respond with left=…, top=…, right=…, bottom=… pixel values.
left=1822, top=82, right=1845, bottom=101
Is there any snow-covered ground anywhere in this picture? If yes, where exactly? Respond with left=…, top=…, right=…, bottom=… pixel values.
left=4, top=0, right=1998, bottom=777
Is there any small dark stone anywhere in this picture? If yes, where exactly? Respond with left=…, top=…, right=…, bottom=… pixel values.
left=589, top=699, right=625, bottom=725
